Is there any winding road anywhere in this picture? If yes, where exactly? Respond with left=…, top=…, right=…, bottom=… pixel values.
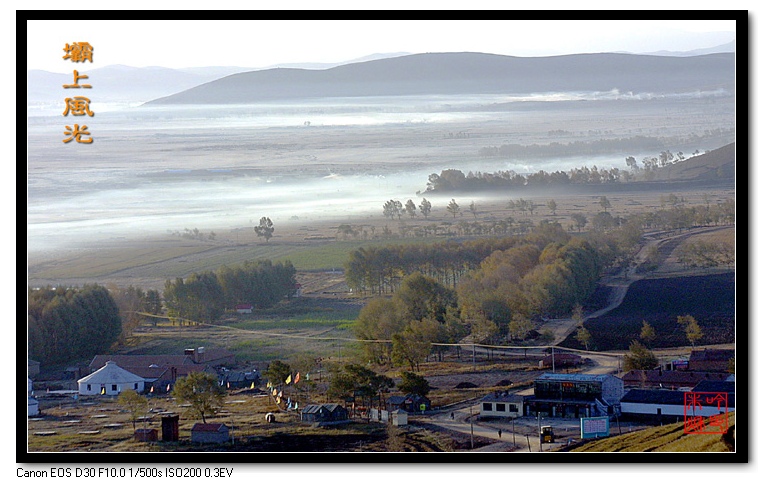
left=417, top=225, right=732, bottom=452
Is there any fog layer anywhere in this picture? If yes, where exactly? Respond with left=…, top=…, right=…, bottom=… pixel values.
left=27, top=91, right=734, bottom=254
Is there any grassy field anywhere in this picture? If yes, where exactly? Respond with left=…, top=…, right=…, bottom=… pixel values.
left=565, top=412, right=735, bottom=452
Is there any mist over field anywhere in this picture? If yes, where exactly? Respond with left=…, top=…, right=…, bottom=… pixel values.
left=28, top=90, right=735, bottom=255
left=27, top=51, right=736, bottom=257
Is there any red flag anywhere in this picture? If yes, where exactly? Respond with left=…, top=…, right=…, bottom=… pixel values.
left=294, top=372, right=301, bottom=384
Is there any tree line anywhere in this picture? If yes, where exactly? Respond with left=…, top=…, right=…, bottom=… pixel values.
left=345, top=236, right=523, bottom=295
left=347, top=223, right=636, bottom=370
left=164, top=259, right=296, bottom=324
left=424, top=143, right=729, bottom=193
left=28, top=285, right=122, bottom=365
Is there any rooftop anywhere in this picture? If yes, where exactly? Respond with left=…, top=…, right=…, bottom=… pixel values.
left=536, top=373, right=618, bottom=383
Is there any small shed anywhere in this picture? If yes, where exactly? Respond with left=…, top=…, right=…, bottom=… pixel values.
left=190, top=423, right=229, bottom=444
left=300, top=403, right=349, bottom=423
left=387, top=394, right=431, bottom=413
left=391, top=409, right=408, bottom=427
left=161, top=415, right=179, bottom=442
left=134, top=428, right=158, bottom=442
left=235, top=304, right=253, bottom=314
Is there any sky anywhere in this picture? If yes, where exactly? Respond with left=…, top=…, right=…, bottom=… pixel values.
left=25, top=19, right=737, bottom=74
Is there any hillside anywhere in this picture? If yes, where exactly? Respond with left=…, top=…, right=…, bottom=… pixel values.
left=652, top=142, right=736, bottom=182
left=564, top=412, right=735, bottom=452
left=146, top=52, right=736, bottom=105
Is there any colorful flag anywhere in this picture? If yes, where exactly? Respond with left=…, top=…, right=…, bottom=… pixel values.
left=100, top=387, right=105, bottom=395
left=150, top=386, right=154, bottom=393
left=272, top=388, right=277, bottom=396
left=166, top=384, right=171, bottom=392
left=294, top=372, right=300, bottom=384
left=250, top=382, right=255, bottom=389
left=278, top=391, right=283, bottom=398
left=285, top=374, right=292, bottom=385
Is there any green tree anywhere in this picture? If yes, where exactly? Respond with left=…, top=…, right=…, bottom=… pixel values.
left=508, top=314, right=534, bottom=341
left=405, top=199, right=417, bottom=218
left=254, top=216, right=275, bottom=242
left=446, top=199, right=460, bottom=218
left=678, top=315, right=703, bottom=347
left=118, top=389, right=149, bottom=430
left=419, top=198, right=432, bottom=219
left=575, top=326, right=592, bottom=350
left=383, top=200, right=403, bottom=220
left=27, top=285, right=122, bottom=365
left=623, top=340, right=658, bottom=371
left=547, top=199, right=558, bottom=215
left=144, top=289, right=162, bottom=318
left=398, top=371, right=431, bottom=397
left=469, top=316, right=500, bottom=345
left=599, top=196, right=611, bottom=212
left=171, top=372, right=225, bottom=423
left=571, top=304, right=584, bottom=326
left=468, top=201, right=478, bottom=219
left=394, top=272, right=457, bottom=323
left=354, top=297, right=406, bottom=364
left=571, top=213, right=587, bottom=232
left=640, top=320, right=656, bottom=347
left=391, top=318, right=440, bottom=371
left=263, top=360, right=292, bottom=387
left=328, top=364, right=394, bottom=410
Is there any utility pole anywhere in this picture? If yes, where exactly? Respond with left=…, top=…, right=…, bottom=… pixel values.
left=552, top=346, right=555, bottom=373
left=469, top=403, right=474, bottom=449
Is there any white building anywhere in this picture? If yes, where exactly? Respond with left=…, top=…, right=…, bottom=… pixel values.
left=28, top=378, right=39, bottom=416
left=480, top=391, right=524, bottom=418
left=77, top=361, right=145, bottom=396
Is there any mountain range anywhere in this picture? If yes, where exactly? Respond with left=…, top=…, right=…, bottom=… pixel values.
left=146, top=51, right=736, bottom=105
left=27, top=46, right=736, bottom=107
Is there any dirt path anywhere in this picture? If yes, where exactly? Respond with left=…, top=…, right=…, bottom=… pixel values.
left=537, top=225, right=733, bottom=347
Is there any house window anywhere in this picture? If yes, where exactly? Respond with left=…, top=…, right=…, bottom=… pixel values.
left=112, top=384, right=118, bottom=392
left=134, top=383, right=138, bottom=390
left=496, top=403, right=506, bottom=412
left=509, top=404, right=518, bottom=413
left=87, top=385, right=91, bottom=391
left=483, top=403, right=492, bottom=411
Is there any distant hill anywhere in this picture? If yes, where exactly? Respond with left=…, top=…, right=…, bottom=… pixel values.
left=653, top=142, right=736, bottom=182
left=146, top=51, right=736, bottom=105
left=257, top=52, right=411, bottom=70
left=27, top=65, right=227, bottom=104
left=641, top=40, right=736, bottom=57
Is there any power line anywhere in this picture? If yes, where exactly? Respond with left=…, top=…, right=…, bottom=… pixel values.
left=134, top=311, right=622, bottom=357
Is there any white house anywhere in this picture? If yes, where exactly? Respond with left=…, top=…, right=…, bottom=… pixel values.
left=620, top=388, right=735, bottom=423
left=28, top=378, right=39, bottom=417
left=480, top=391, right=524, bottom=418
left=77, top=361, right=145, bottom=396
left=235, top=304, right=253, bottom=314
